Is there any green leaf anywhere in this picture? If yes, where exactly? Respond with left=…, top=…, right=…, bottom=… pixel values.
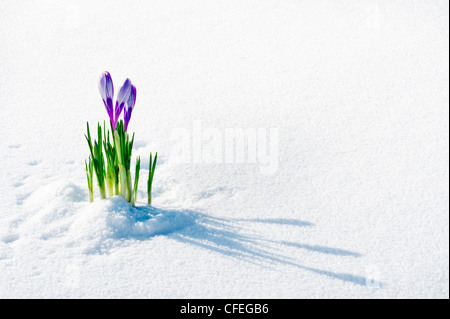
left=133, top=156, right=141, bottom=203
left=152, top=152, right=158, bottom=172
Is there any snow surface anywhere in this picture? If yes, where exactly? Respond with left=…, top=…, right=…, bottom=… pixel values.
left=0, top=0, right=448, bottom=298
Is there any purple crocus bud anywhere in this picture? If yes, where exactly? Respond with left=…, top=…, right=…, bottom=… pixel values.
left=123, top=85, right=136, bottom=132
left=98, top=72, right=114, bottom=125
left=113, top=78, right=132, bottom=130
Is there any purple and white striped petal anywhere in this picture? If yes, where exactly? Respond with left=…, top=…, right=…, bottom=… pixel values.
left=113, top=78, right=132, bottom=130
left=98, top=72, right=114, bottom=125
left=123, top=85, right=136, bottom=132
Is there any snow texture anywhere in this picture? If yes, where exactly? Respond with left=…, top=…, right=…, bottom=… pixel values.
left=0, top=0, right=448, bottom=298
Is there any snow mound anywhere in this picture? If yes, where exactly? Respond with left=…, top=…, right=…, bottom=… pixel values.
left=18, top=181, right=86, bottom=240
left=67, top=197, right=194, bottom=253
left=8, top=180, right=194, bottom=254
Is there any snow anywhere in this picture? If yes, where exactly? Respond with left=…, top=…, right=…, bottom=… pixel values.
left=0, top=0, right=448, bottom=298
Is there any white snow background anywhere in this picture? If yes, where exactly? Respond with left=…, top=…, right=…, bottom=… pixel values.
left=0, top=0, right=448, bottom=298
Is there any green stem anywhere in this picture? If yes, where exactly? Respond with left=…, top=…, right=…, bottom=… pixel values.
left=98, top=185, right=106, bottom=199
left=147, top=184, right=152, bottom=205
left=147, top=152, right=157, bottom=206
left=119, top=164, right=127, bottom=199
left=131, top=156, right=140, bottom=206
left=114, top=179, right=119, bottom=195
left=106, top=177, right=114, bottom=197
left=126, top=170, right=132, bottom=202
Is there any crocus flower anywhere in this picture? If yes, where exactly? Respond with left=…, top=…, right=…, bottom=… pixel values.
left=99, top=72, right=133, bottom=131
left=114, top=79, right=132, bottom=130
left=123, top=85, right=136, bottom=132
left=98, top=72, right=114, bottom=126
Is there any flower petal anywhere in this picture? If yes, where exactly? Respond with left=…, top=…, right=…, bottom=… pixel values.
left=124, top=85, right=136, bottom=132
left=99, top=71, right=115, bottom=125
left=126, top=85, right=136, bottom=110
left=98, top=71, right=114, bottom=102
left=116, top=78, right=132, bottom=106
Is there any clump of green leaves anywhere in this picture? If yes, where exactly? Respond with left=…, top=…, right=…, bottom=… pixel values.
left=114, top=120, right=135, bottom=202
left=85, top=122, right=107, bottom=199
left=85, top=157, right=94, bottom=202
left=103, top=122, right=119, bottom=196
left=85, top=121, right=157, bottom=206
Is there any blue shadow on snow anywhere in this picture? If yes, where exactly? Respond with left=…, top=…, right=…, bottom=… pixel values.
left=130, top=208, right=376, bottom=287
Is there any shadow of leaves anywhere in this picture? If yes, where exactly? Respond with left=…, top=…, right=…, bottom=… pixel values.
left=168, top=212, right=370, bottom=286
